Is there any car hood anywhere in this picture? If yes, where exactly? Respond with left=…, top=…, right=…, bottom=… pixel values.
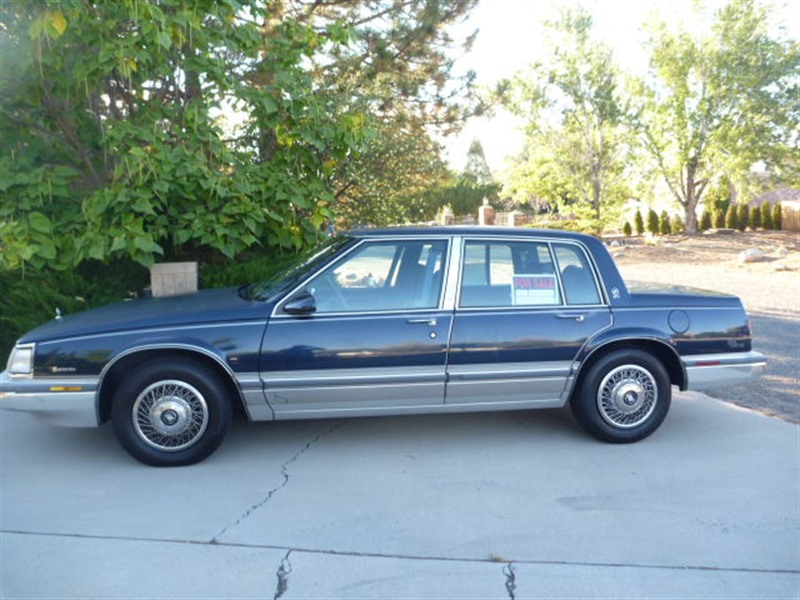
left=19, top=287, right=272, bottom=343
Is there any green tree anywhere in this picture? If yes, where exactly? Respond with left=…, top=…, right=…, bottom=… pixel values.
left=647, top=209, right=659, bottom=235
left=0, top=1, right=369, bottom=269
left=659, top=211, right=672, bottom=235
left=632, top=0, right=799, bottom=232
left=761, top=202, right=774, bottom=230
left=634, top=210, right=645, bottom=235
left=671, top=214, right=685, bottom=234
left=749, top=205, right=762, bottom=230
left=773, top=202, right=783, bottom=229
left=622, top=221, right=632, bottom=236
left=714, top=210, right=726, bottom=229
left=725, top=205, right=738, bottom=230
left=737, top=204, right=749, bottom=232
left=700, top=210, right=712, bottom=231
left=464, top=140, right=494, bottom=186
left=505, top=7, right=631, bottom=223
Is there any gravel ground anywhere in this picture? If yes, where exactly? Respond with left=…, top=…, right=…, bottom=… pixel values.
left=613, top=230, right=800, bottom=422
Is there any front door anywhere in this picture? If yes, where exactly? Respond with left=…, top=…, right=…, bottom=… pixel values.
left=446, top=238, right=612, bottom=408
left=260, top=238, right=451, bottom=418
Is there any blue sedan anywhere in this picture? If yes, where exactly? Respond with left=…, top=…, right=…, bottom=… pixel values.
left=0, top=228, right=765, bottom=465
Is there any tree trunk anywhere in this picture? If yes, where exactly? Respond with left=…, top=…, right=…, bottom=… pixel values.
left=684, top=164, right=699, bottom=233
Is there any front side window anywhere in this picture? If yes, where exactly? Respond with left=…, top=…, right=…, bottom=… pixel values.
left=298, top=240, right=448, bottom=313
left=460, top=241, right=561, bottom=308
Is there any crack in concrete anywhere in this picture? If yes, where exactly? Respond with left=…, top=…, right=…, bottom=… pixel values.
left=503, top=562, right=516, bottom=600
left=5, top=530, right=798, bottom=576
left=273, top=549, right=292, bottom=600
left=211, top=422, right=344, bottom=543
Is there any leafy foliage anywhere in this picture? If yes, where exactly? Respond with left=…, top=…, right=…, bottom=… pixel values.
left=773, top=202, right=783, bottom=230
left=737, top=204, right=749, bottom=232
left=504, top=7, right=632, bottom=223
left=632, top=0, right=799, bottom=232
left=761, top=202, right=773, bottom=230
left=725, top=205, right=738, bottom=230
left=659, top=211, right=671, bottom=235
left=647, top=209, right=659, bottom=235
left=700, top=210, right=712, bottom=231
left=622, top=221, right=632, bottom=236
left=634, top=210, right=645, bottom=236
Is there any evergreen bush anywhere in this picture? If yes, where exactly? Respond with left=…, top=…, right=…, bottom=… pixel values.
left=647, top=209, right=659, bottom=235
left=622, top=221, right=632, bottom=236
left=659, top=211, right=671, bottom=235
left=725, top=205, right=738, bottom=230
left=761, top=202, right=773, bottom=230
left=736, top=204, right=749, bottom=232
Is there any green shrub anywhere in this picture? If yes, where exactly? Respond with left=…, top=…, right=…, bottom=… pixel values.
left=700, top=210, right=712, bottom=231
left=736, top=203, right=749, bottom=231
left=713, top=209, right=726, bottom=229
left=749, top=205, right=761, bottom=230
left=622, top=221, right=632, bottom=236
left=761, top=202, right=773, bottom=230
left=659, top=211, right=671, bottom=235
left=725, top=204, right=738, bottom=230
left=634, top=210, right=645, bottom=236
left=772, top=202, right=782, bottom=229
left=647, top=209, right=659, bottom=235
left=199, top=252, right=301, bottom=289
left=671, top=214, right=685, bottom=234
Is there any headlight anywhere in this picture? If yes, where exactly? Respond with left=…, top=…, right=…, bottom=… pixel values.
left=7, top=344, right=35, bottom=376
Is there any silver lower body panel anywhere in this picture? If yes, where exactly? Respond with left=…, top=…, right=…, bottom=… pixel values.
left=683, top=351, right=767, bottom=390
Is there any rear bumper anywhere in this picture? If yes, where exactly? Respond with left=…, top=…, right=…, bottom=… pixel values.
left=0, top=370, right=99, bottom=427
left=682, top=351, right=766, bottom=391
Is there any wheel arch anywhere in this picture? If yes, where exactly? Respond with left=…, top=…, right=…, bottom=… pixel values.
left=97, top=345, right=247, bottom=424
left=569, top=337, right=686, bottom=404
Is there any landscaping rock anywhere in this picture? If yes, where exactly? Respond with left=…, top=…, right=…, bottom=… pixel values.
left=738, top=248, right=766, bottom=263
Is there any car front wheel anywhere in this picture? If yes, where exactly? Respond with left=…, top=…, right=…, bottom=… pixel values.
left=112, top=359, right=232, bottom=466
left=570, top=349, right=671, bottom=443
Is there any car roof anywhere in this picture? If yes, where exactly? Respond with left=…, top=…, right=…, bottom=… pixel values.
left=344, top=226, right=599, bottom=243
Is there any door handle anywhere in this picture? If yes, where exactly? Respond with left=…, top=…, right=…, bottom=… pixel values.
left=407, top=318, right=438, bottom=326
left=556, top=313, right=585, bottom=322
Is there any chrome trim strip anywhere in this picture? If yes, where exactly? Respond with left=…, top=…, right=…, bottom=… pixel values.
left=681, top=351, right=766, bottom=367
left=272, top=397, right=564, bottom=420
left=263, top=366, right=446, bottom=388
left=34, top=321, right=267, bottom=345
left=447, top=361, right=572, bottom=381
left=442, top=236, right=462, bottom=311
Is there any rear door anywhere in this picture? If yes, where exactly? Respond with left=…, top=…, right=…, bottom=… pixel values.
left=446, top=237, right=612, bottom=408
left=260, top=237, right=452, bottom=418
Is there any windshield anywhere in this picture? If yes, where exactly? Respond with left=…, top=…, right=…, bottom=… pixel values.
left=248, top=236, right=353, bottom=301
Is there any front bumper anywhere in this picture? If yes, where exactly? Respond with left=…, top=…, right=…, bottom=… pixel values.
left=0, top=370, right=99, bottom=427
left=682, top=351, right=767, bottom=391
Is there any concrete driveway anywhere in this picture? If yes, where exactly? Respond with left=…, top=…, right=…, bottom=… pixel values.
left=2, top=392, right=798, bottom=599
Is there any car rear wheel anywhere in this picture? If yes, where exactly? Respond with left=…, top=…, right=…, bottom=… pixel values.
left=570, top=349, right=671, bottom=443
left=112, top=359, right=232, bottom=466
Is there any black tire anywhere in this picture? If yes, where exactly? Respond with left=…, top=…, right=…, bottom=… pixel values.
left=570, top=349, right=671, bottom=443
left=112, top=359, right=232, bottom=466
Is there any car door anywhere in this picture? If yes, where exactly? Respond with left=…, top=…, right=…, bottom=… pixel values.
left=260, top=237, right=452, bottom=418
left=445, top=237, right=612, bottom=408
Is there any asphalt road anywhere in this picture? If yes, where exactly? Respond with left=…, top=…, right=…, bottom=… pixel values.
left=2, top=392, right=798, bottom=599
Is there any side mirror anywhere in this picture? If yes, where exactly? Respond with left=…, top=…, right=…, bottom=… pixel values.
left=283, top=291, right=316, bottom=315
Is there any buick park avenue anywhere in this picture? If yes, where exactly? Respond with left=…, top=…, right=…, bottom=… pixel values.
left=1, top=228, right=765, bottom=465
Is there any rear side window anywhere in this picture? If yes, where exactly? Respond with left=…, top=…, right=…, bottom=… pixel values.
left=552, top=243, right=602, bottom=305
left=460, top=241, right=561, bottom=308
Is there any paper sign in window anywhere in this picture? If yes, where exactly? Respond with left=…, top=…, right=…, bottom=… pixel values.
left=512, top=274, right=558, bottom=306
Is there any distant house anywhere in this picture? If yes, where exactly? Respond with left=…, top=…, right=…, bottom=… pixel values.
left=747, top=186, right=800, bottom=207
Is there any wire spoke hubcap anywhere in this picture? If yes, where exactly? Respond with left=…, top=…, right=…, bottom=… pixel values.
left=597, top=365, right=658, bottom=428
left=133, top=380, right=209, bottom=451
